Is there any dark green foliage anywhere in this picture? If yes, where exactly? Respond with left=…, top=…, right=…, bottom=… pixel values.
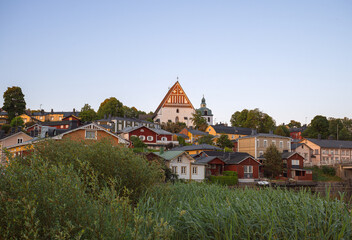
left=321, top=166, right=336, bottom=176
left=161, top=121, right=186, bottom=133
left=223, top=171, right=236, bottom=176
left=209, top=174, right=238, bottom=185
left=263, top=144, right=282, bottom=178
left=216, top=134, right=233, bottom=149
left=137, top=183, right=352, bottom=239
left=10, top=116, right=24, bottom=128
left=2, top=86, right=26, bottom=120
left=1, top=123, right=11, bottom=133
left=32, top=139, right=163, bottom=201
left=97, top=97, right=124, bottom=119
left=130, top=136, right=147, bottom=149
left=79, top=103, right=98, bottom=122
left=198, top=134, right=213, bottom=145
left=177, top=136, right=187, bottom=146
left=287, top=120, right=302, bottom=128
left=274, top=124, right=290, bottom=137
left=191, top=110, right=208, bottom=131
left=0, top=153, right=172, bottom=239
left=230, top=108, right=276, bottom=133
left=303, top=115, right=329, bottom=139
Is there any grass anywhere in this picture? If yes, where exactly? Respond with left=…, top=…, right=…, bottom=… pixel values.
left=308, top=166, right=342, bottom=182
left=137, top=182, right=352, bottom=240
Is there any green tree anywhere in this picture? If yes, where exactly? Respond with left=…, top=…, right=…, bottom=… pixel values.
left=161, top=122, right=186, bottom=133
left=79, top=104, right=97, bottom=122
left=2, top=86, right=26, bottom=121
left=263, top=144, right=282, bottom=178
left=302, top=115, right=329, bottom=139
left=328, top=118, right=352, bottom=140
left=97, top=97, right=124, bottom=119
left=274, top=125, right=290, bottom=137
left=230, top=108, right=275, bottom=133
left=177, top=136, right=186, bottom=145
left=287, top=120, right=302, bottom=128
left=10, top=116, right=24, bottom=128
left=191, top=110, right=208, bottom=131
left=130, top=136, right=147, bottom=149
left=217, top=134, right=233, bottom=149
left=198, top=135, right=214, bottom=145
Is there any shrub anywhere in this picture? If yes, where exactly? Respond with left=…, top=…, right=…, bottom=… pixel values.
left=209, top=174, right=238, bottom=186
left=321, top=166, right=336, bottom=176
left=223, top=170, right=236, bottom=176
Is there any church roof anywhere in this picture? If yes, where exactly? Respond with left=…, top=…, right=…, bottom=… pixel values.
left=153, top=81, right=194, bottom=119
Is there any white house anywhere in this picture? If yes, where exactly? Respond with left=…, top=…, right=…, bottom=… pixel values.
left=154, top=150, right=206, bottom=181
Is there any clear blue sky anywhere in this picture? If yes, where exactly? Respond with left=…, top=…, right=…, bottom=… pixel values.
left=1, top=1, right=351, bottom=125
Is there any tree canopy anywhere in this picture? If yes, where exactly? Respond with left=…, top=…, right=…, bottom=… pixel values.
left=217, top=134, right=233, bottom=149
left=2, top=86, right=26, bottom=121
left=302, top=115, right=329, bottom=139
left=191, top=110, right=208, bottom=131
left=263, top=144, right=282, bottom=178
left=274, top=125, right=290, bottom=137
left=287, top=120, right=301, bottom=128
left=161, top=122, right=186, bottom=133
left=97, top=97, right=124, bottom=119
left=230, top=108, right=275, bottom=133
left=10, top=116, right=24, bottom=128
left=79, top=104, right=97, bottom=122
left=198, top=135, right=214, bottom=145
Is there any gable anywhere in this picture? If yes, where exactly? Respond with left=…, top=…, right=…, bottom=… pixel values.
left=154, top=81, right=194, bottom=115
left=237, top=157, right=261, bottom=166
left=287, top=152, right=304, bottom=161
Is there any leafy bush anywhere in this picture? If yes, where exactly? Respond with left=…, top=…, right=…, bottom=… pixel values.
left=223, top=170, right=236, bottom=176
left=209, top=174, right=238, bottom=186
left=321, top=166, right=336, bottom=176
left=137, top=183, right=352, bottom=239
left=0, top=140, right=171, bottom=239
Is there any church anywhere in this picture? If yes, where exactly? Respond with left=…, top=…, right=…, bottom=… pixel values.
left=153, top=81, right=195, bottom=127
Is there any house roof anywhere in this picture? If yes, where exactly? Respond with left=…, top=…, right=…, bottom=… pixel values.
left=304, top=138, right=352, bottom=149
left=195, top=156, right=224, bottom=164
left=239, top=133, right=291, bottom=140
left=0, top=131, right=31, bottom=141
left=174, top=133, right=189, bottom=139
left=122, top=126, right=172, bottom=135
left=201, top=151, right=258, bottom=165
left=169, top=144, right=221, bottom=152
left=182, top=128, right=209, bottom=136
left=289, top=126, right=307, bottom=133
left=282, top=151, right=303, bottom=159
left=154, top=150, right=186, bottom=161
left=210, top=125, right=253, bottom=135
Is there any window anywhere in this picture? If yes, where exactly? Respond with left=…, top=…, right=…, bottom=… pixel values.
left=140, top=129, right=144, bottom=132
left=335, top=150, right=338, bottom=154
left=59, top=117, right=62, bottom=120
left=177, top=157, right=182, bottom=163
left=244, top=166, right=253, bottom=178
left=139, top=135, right=145, bottom=141
left=208, top=117, right=210, bottom=122
left=181, top=166, right=186, bottom=175
left=161, top=137, right=167, bottom=141
left=287, top=142, right=290, bottom=149
left=279, top=141, right=283, bottom=148
left=342, top=150, right=345, bottom=155
left=232, top=135, right=234, bottom=139
left=51, top=117, right=54, bottom=121
left=17, top=138, right=23, bottom=144
left=60, top=125, right=64, bottom=129
left=147, top=136, right=153, bottom=141
left=259, top=151, right=264, bottom=156
left=272, top=140, right=276, bottom=145
left=172, top=166, right=177, bottom=173
left=85, top=130, right=96, bottom=139
left=184, top=117, right=188, bottom=120
left=315, top=149, right=319, bottom=155
left=263, top=140, right=267, bottom=147
left=40, top=116, right=43, bottom=120
left=192, top=166, right=198, bottom=175
left=257, top=139, right=259, bottom=147
left=176, top=109, right=179, bottom=113
left=331, top=150, right=334, bottom=155
left=292, top=160, right=299, bottom=166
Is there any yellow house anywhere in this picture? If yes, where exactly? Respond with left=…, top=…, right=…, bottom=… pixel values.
left=0, top=110, right=9, bottom=126
left=237, top=133, right=291, bottom=160
left=30, top=109, right=80, bottom=122
left=0, top=132, right=33, bottom=165
left=205, top=124, right=253, bottom=141
left=179, top=128, right=210, bottom=143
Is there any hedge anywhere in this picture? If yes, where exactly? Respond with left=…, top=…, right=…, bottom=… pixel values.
left=209, top=172, right=238, bottom=186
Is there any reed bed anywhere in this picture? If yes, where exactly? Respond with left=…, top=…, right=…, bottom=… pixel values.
left=137, top=183, right=352, bottom=240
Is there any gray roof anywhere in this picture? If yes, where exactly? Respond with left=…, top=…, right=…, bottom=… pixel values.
left=194, top=156, right=221, bottom=164
left=195, top=151, right=257, bottom=165
left=175, top=133, right=189, bottom=139
left=187, top=128, right=209, bottom=136
left=239, top=133, right=291, bottom=140
left=122, top=126, right=172, bottom=135
left=282, top=152, right=299, bottom=159
left=170, top=144, right=221, bottom=151
left=306, top=138, right=352, bottom=149
left=211, top=125, right=253, bottom=135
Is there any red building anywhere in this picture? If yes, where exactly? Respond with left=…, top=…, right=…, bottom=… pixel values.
left=195, top=151, right=261, bottom=181
left=121, top=126, right=177, bottom=148
left=282, top=152, right=312, bottom=181
left=289, top=126, right=307, bottom=140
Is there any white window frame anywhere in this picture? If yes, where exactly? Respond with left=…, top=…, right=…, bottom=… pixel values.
left=17, top=138, right=23, bottom=144
left=161, top=137, right=167, bottom=141
left=263, top=140, right=267, bottom=148
left=292, top=159, right=299, bottom=166
left=279, top=141, right=283, bottom=148
left=177, top=157, right=182, bottom=163
left=147, top=136, right=153, bottom=141
left=139, top=135, right=145, bottom=141
left=85, top=130, right=96, bottom=139
left=172, top=166, right=177, bottom=174
left=192, top=166, right=198, bottom=175
left=181, top=166, right=187, bottom=175
left=244, top=166, right=253, bottom=178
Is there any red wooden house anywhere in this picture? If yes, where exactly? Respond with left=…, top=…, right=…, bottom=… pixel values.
left=120, top=126, right=177, bottom=148
left=282, top=152, right=312, bottom=181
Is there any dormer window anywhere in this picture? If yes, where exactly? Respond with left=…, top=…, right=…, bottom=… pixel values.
left=17, top=138, right=23, bottom=144
left=177, top=157, right=182, bottom=163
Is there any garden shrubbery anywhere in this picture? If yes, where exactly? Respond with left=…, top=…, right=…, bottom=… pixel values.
left=209, top=171, right=238, bottom=185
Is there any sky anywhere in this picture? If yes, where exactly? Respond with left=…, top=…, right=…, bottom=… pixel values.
left=0, top=0, right=351, bottom=126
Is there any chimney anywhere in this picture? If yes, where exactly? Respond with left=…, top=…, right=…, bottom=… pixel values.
left=51, top=109, right=53, bottom=113
left=73, top=108, right=76, bottom=113
left=251, top=129, right=257, bottom=135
